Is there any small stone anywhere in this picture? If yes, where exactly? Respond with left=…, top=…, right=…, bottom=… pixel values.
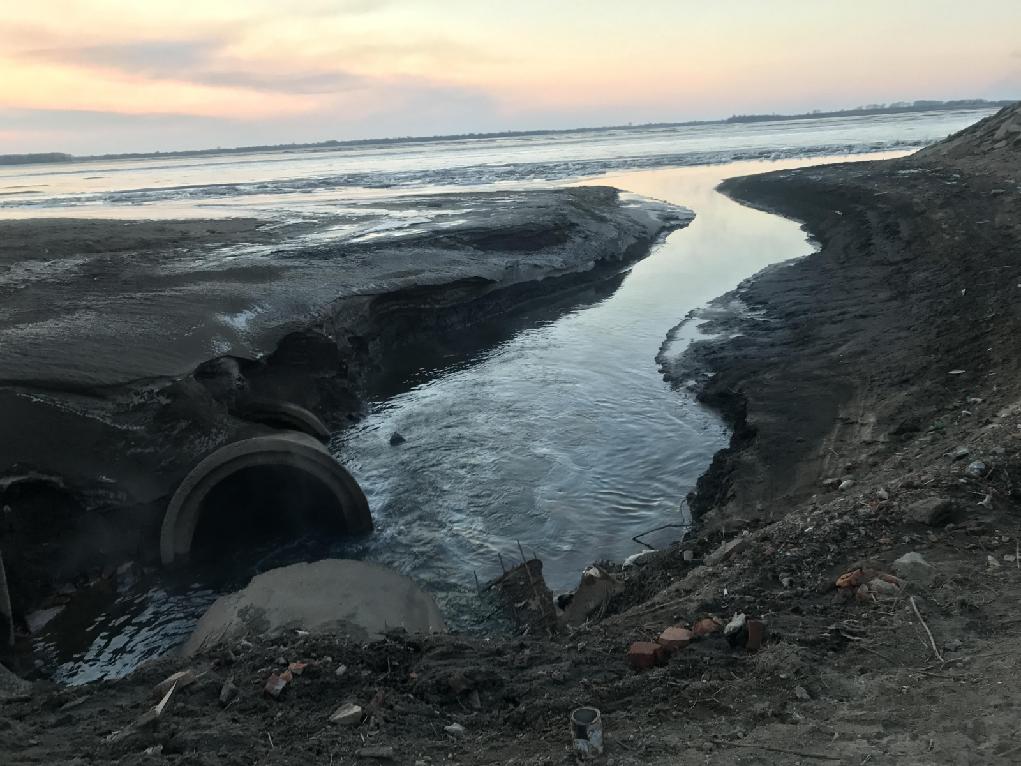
left=335, top=664, right=348, bottom=677
left=944, top=638, right=963, bottom=652
left=264, top=670, right=293, bottom=698
left=443, top=723, right=465, bottom=737
left=219, top=678, right=238, bottom=707
left=657, top=626, right=693, bottom=652
left=288, top=661, right=308, bottom=676
left=876, top=488, right=890, bottom=501
left=892, top=552, right=936, bottom=586
left=745, top=619, right=766, bottom=651
left=965, top=461, right=987, bottom=478
left=330, top=703, right=363, bottom=726
left=794, top=686, right=811, bottom=701
left=822, top=478, right=840, bottom=488
left=838, top=479, right=855, bottom=491
left=627, top=641, right=664, bottom=670
left=950, top=446, right=970, bottom=460
left=389, top=432, right=406, bottom=446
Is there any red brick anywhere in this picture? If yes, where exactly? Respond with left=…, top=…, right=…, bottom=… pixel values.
left=264, top=669, right=293, bottom=698
left=657, top=626, right=693, bottom=652
left=627, top=641, right=663, bottom=670
left=745, top=619, right=766, bottom=651
left=692, top=618, right=721, bottom=638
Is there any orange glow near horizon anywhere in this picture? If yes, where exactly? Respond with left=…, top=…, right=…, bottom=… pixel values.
left=1, top=1, right=1018, bottom=153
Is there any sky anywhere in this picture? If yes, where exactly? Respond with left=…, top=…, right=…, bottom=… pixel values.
left=1, top=0, right=1019, bottom=154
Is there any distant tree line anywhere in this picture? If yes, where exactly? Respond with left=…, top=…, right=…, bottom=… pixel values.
left=724, top=99, right=1015, bottom=124
left=2, top=99, right=1015, bottom=167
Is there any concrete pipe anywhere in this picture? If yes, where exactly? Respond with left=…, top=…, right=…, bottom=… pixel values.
left=160, top=432, right=371, bottom=566
left=232, top=398, right=332, bottom=443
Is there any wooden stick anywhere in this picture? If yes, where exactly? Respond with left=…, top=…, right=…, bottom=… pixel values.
left=711, top=739, right=842, bottom=761
left=910, top=596, right=944, bottom=664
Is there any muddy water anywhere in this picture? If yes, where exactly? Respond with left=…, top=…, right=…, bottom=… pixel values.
left=329, top=156, right=888, bottom=612
left=34, top=153, right=898, bottom=683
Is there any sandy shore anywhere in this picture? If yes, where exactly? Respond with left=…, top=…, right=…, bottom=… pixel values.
left=2, top=105, right=1020, bottom=764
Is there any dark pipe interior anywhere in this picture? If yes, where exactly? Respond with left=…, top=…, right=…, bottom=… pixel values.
left=190, top=465, right=345, bottom=569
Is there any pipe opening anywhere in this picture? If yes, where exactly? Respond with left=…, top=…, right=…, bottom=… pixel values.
left=190, top=464, right=345, bottom=564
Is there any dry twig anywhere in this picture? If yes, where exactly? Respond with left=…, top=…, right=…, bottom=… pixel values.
left=910, top=596, right=944, bottom=664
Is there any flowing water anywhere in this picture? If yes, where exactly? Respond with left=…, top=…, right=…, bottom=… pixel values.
left=19, top=109, right=993, bottom=683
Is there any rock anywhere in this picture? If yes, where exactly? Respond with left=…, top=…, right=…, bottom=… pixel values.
left=330, top=703, right=363, bottom=726
left=838, top=479, right=855, bottom=491
left=876, top=488, right=890, bottom=501
left=357, top=746, right=395, bottom=759
left=657, top=626, right=693, bottom=652
left=185, top=560, right=447, bottom=655
left=822, top=478, right=840, bottom=488
left=745, top=619, right=766, bottom=651
left=794, top=686, right=811, bottom=701
left=682, top=549, right=695, bottom=563
left=723, top=613, right=746, bottom=637
left=389, top=432, right=406, bottom=446
left=866, top=577, right=902, bottom=597
left=562, top=567, right=622, bottom=627
left=627, top=641, right=664, bottom=670
left=944, top=638, right=964, bottom=652
left=907, top=497, right=960, bottom=526
left=950, top=446, right=970, bottom=460
left=218, top=678, right=238, bottom=707
left=892, top=552, right=936, bottom=586
left=443, top=723, right=465, bottom=737
left=965, top=461, right=987, bottom=478
left=154, top=669, right=197, bottom=698
left=264, top=670, right=292, bottom=698
left=287, top=661, right=308, bottom=676
left=335, top=664, right=348, bottom=677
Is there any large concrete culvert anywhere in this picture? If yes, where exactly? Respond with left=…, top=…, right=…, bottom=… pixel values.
left=160, top=432, right=371, bottom=566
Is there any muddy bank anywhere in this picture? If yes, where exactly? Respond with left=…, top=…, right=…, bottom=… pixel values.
left=670, top=107, right=1021, bottom=535
left=0, top=187, right=691, bottom=629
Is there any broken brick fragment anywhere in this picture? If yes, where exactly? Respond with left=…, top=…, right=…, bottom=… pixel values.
left=657, top=626, right=693, bottom=652
left=264, top=669, right=293, bottom=698
left=627, top=641, right=664, bottom=670
left=745, top=619, right=766, bottom=651
left=692, top=617, right=721, bottom=638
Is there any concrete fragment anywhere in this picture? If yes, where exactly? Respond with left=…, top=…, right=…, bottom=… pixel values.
left=656, top=626, right=693, bottom=652
left=892, top=552, right=936, bottom=586
left=907, top=497, right=960, bottom=526
left=330, top=703, right=363, bottom=726
left=185, top=560, right=446, bottom=655
left=627, top=641, right=664, bottom=670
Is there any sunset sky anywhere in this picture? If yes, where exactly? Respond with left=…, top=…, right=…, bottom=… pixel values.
left=2, top=0, right=1019, bottom=154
